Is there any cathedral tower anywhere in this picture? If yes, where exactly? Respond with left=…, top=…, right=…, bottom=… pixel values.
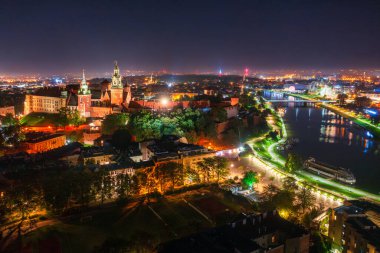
left=77, top=69, right=91, bottom=117
left=110, top=61, right=124, bottom=105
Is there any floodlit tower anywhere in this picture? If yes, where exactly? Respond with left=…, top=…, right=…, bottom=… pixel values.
left=78, top=69, right=91, bottom=117
left=243, top=68, right=249, bottom=82
left=218, top=68, right=223, bottom=77
left=110, top=61, right=124, bottom=105
left=79, top=69, right=90, bottom=95
left=111, top=61, right=123, bottom=88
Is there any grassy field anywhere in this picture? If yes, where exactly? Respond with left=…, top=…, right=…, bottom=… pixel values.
left=9, top=187, right=254, bottom=253
left=20, top=112, right=60, bottom=127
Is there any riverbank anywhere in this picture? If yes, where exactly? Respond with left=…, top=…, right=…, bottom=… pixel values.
left=247, top=97, right=380, bottom=204
left=286, top=92, right=380, bottom=139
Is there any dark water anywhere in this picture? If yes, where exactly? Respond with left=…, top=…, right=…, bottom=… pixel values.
left=264, top=91, right=380, bottom=194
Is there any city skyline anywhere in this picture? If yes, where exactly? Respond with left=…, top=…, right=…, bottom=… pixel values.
left=1, top=0, right=380, bottom=75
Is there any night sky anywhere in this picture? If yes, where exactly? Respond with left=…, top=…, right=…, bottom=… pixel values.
left=1, top=0, right=380, bottom=75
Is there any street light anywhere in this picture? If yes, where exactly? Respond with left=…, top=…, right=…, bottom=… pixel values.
left=160, top=97, right=169, bottom=110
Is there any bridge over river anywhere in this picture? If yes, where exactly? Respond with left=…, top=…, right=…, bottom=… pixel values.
left=265, top=99, right=335, bottom=103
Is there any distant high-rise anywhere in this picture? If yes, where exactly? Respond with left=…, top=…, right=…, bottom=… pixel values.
left=243, top=68, right=249, bottom=82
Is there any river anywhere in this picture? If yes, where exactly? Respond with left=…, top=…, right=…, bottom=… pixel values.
left=264, top=91, right=380, bottom=194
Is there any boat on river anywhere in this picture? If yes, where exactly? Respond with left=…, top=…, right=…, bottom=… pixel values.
left=303, top=157, right=356, bottom=185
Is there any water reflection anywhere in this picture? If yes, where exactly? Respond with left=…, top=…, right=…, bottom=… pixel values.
left=264, top=92, right=380, bottom=192
left=283, top=103, right=379, bottom=193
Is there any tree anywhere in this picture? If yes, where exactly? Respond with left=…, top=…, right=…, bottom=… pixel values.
left=166, top=162, right=183, bottom=189
left=336, top=93, right=348, bottom=106
left=239, top=94, right=256, bottom=109
left=273, top=190, right=296, bottom=213
left=296, top=187, right=316, bottom=214
left=135, top=171, right=149, bottom=194
left=69, top=109, right=84, bottom=127
left=130, top=175, right=141, bottom=195
left=155, top=162, right=183, bottom=191
left=184, top=166, right=200, bottom=184
left=354, top=96, right=372, bottom=108
left=111, top=128, right=132, bottom=151
left=196, top=159, right=212, bottom=183
left=155, top=164, right=167, bottom=192
left=0, top=114, right=23, bottom=148
left=260, top=184, right=297, bottom=214
left=285, top=153, right=303, bottom=173
left=115, top=173, right=131, bottom=200
left=93, top=169, right=113, bottom=204
left=1, top=113, right=17, bottom=126
left=210, top=107, right=227, bottom=122
left=57, top=107, right=70, bottom=128
left=211, top=157, right=229, bottom=183
left=0, top=123, right=25, bottom=147
left=4, top=181, right=43, bottom=238
left=241, top=171, right=258, bottom=190
left=282, top=177, right=298, bottom=192
left=71, top=171, right=95, bottom=208
left=130, top=112, right=162, bottom=140
left=260, top=184, right=280, bottom=210
left=102, top=113, right=129, bottom=135
left=42, top=171, right=73, bottom=213
left=268, top=130, right=279, bottom=141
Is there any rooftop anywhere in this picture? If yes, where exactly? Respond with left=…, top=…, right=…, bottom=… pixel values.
left=26, top=133, right=65, bottom=143
left=158, top=211, right=308, bottom=253
left=32, top=87, right=65, bottom=97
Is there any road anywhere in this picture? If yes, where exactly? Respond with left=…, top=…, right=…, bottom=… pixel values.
left=246, top=98, right=380, bottom=205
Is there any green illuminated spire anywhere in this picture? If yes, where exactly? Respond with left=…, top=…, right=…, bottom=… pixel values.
left=112, top=60, right=123, bottom=88
left=79, top=69, right=90, bottom=95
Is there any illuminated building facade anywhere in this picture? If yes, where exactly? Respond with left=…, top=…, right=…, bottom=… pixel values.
left=25, top=134, right=66, bottom=153
left=24, top=62, right=132, bottom=117
left=110, top=61, right=124, bottom=106
left=77, top=70, right=92, bottom=117
left=328, top=202, right=380, bottom=253
left=24, top=89, right=67, bottom=114
left=0, top=106, right=15, bottom=116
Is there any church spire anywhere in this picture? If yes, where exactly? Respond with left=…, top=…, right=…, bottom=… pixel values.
left=81, top=69, right=86, bottom=86
left=79, top=69, right=90, bottom=94
left=113, top=60, right=120, bottom=77
left=111, top=60, right=123, bottom=88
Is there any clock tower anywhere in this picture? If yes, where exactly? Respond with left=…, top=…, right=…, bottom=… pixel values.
left=77, top=69, right=91, bottom=117
left=110, top=61, right=124, bottom=106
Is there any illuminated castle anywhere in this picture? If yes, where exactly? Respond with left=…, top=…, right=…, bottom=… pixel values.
left=24, top=62, right=132, bottom=118
left=110, top=61, right=124, bottom=105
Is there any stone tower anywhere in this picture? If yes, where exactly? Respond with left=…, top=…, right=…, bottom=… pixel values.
left=110, top=61, right=124, bottom=105
left=77, top=69, right=91, bottom=117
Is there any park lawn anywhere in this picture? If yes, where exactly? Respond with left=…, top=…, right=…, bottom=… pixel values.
left=19, top=203, right=171, bottom=253
left=252, top=139, right=272, bottom=159
left=22, top=221, right=106, bottom=253
left=20, top=112, right=60, bottom=127
left=15, top=188, right=256, bottom=253
left=213, top=190, right=254, bottom=212
left=186, top=189, right=256, bottom=225
left=191, top=195, right=239, bottom=225
left=150, top=198, right=211, bottom=235
left=112, top=203, right=173, bottom=242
